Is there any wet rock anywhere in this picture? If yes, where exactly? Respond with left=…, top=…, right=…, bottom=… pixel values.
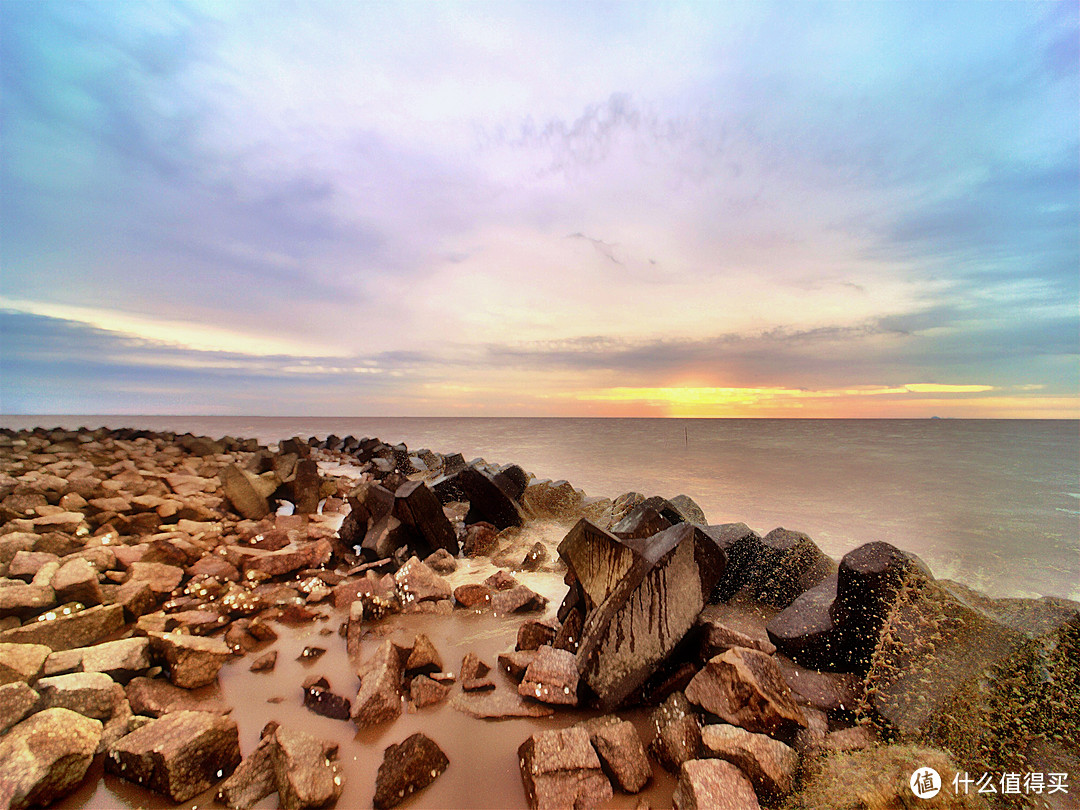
left=490, top=584, right=548, bottom=614
left=298, top=645, right=326, bottom=663
left=462, top=521, right=500, bottom=557
left=519, top=645, right=578, bottom=705
left=405, top=632, right=443, bottom=675
left=519, top=541, right=549, bottom=572
left=765, top=575, right=851, bottom=671
left=409, top=673, right=450, bottom=708
left=610, top=492, right=646, bottom=525
left=460, top=651, right=495, bottom=691
left=0, top=707, right=102, bottom=810
left=791, top=707, right=829, bottom=760
left=611, top=504, right=673, bottom=541
left=552, top=605, right=583, bottom=653
left=394, top=556, right=452, bottom=604
left=125, top=675, right=230, bottom=717
left=748, top=528, right=835, bottom=609
left=673, top=759, right=759, bottom=810
left=150, top=631, right=231, bottom=688
left=302, top=675, right=352, bottom=720
left=345, top=482, right=394, bottom=528
left=516, top=618, right=558, bottom=651
left=453, top=582, right=492, bottom=609
left=776, top=657, right=861, bottom=714
left=220, top=464, right=273, bottom=520
left=115, top=579, right=158, bottom=619
left=483, top=569, right=519, bottom=591
left=518, top=726, right=613, bottom=810
left=652, top=712, right=702, bottom=773
left=576, top=523, right=728, bottom=709
left=126, top=561, right=185, bottom=594
left=424, top=547, right=457, bottom=574
left=187, top=554, right=240, bottom=582
left=394, top=481, right=460, bottom=556
left=451, top=687, right=555, bottom=719
left=373, top=732, right=449, bottom=809
left=36, top=670, right=125, bottom=719
left=685, top=647, right=807, bottom=737
left=0, top=603, right=125, bottom=651
left=588, top=718, right=651, bottom=793
left=80, top=637, right=152, bottom=681
left=216, top=722, right=279, bottom=810
left=457, top=467, right=525, bottom=529
left=0, top=681, right=39, bottom=734
left=498, top=649, right=538, bottom=682
left=106, top=710, right=241, bottom=802
left=235, top=539, right=332, bottom=578
left=292, top=459, right=321, bottom=515
left=696, top=614, right=776, bottom=659
left=270, top=724, right=343, bottom=810
left=0, top=582, right=56, bottom=618
left=700, top=723, right=799, bottom=800
left=822, top=725, right=879, bottom=753
left=250, top=649, right=277, bottom=672
left=352, top=640, right=405, bottom=727
left=557, top=519, right=638, bottom=612
left=668, top=494, right=707, bottom=525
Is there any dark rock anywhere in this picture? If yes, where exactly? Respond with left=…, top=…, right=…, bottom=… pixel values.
left=302, top=675, right=352, bottom=720
left=516, top=618, right=558, bottom=651
left=557, top=519, right=638, bottom=612
left=650, top=695, right=702, bottom=773
left=106, top=710, right=241, bottom=802
left=518, top=645, right=578, bottom=706
left=0, top=603, right=124, bottom=651
left=483, top=569, right=519, bottom=591
left=373, top=732, right=448, bottom=809
left=460, top=651, right=495, bottom=691
left=298, top=646, right=326, bottom=663
left=270, top=724, right=344, bottom=810
left=519, top=541, right=549, bottom=572
left=79, top=637, right=152, bottom=681
left=220, top=464, right=272, bottom=520
left=216, top=722, right=279, bottom=809
left=702, top=523, right=765, bottom=600
left=765, top=575, right=851, bottom=671
left=0, top=681, right=39, bottom=734
left=292, top=459, right=321, bottom=515
left=462, top=522, right=500, bottom=557
left=611, top=504, right=673, bottom=541
left=424, top=548, right=457, bottom=575
left=498, top=650, right=538, bottom=682
left=362, top=514, right=410, bottom=560
left=518, top=727, right=612, bottom=810
left=490, top=584, right=548, bottom=614
left=668, top=494, right=707, bottom=525
left=491, top=464, right=529, bottom=501
left=0, top=707, right=102, bottom=810
left=394, top=556, right=452, bottom=604
left=673, top=759, right=759, bottom=810
left=777, top=657, right=861, bottom=714
left=700, top=723, right=799, bottom=800
left=748, top=528, right=835, bottom=609
left=352, top=640, right=405, bottom=727
left=150, top=632, right=231, bottom=688
left=125, top=676, right=230, bottom=717
left=457, top=467, right=524, bottom=529
left=250, top=649, right=277, bottom=672
left=404, top=632, right=442, bottom=675
left=697, top=615, right=776, bottom=660
left=552, top=605, right=583, bottom=653
left=587, top=719, right=651, bottom=793
left=408, top=674, right=450, bottom=708
left=575, top=523, right=728, bottom=709
left=453, top=583, right=492, bottom=609
left=685, top=647, right=807, bottom=737
left=394, top=481, right=460, bottom=556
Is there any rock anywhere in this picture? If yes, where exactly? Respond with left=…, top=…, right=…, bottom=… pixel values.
left=668, top=494, right=707, bottom=525
left=126, top=561, right=185, bottom=594
left=792, top=707, right=829, bottom=760
left=373, top=732, right=448, bottom=809
left=588, top=719, right=651, bottom=793
left=0, top=603, right=125, bottom=651
left=462, top=521, right=500, bottom=557
left=80, top=637, right=152, bottom=681
left=220, top=464, right=272, bottom=520
left=610, top=492, right=645, bottom=524
left=106, top=710, right=241, bottom=802
left=519, top=541, right=548, bottom=572
left=611, top=504, right=673, bottom=541
left=216, top=723, right=278, bottom=809
left=460, top=651, right=495, bottom=691
left=518, top=645, right=578, bottom=705
left=557, top=519, right=638, bottom=612
left=516, top=618, right=558, bottom=651
left=409, top=673, right=450, bottom=708
left=456, top=467, right=524, bottom=529
left=490, top=584, right=548, bottom=614
left=36, top=670, right=125, bottom=719
left=576, top=523, right=728, bottom=709
left=250, top=649, right=277, bottom=672
left=673, top=759, right=760, bottom=810
left=491, top=464, right=529, bottom=500
left=187, top=554, right=240, bottom=581
left=346, top=481, right=396, bottom=525
left=235, top=540, right=332, bottom=578
left=150, top=632, right=231, bottom=688
left=0, top=681, right=40, bottom=734
left=651, top=693, right=702, bottom=773
left=115, top=579, right=158, bottom=619
left=498, top=650, right=538, bottom=682
left=552, top=605, right=583, bottom=653
left=303, top=675, right=352, bottom=720
left=394, top=481, right=460, bottom=556
left=0, top=708, right=102, bottom=810
left=0, top=582, right=56, bottom=618
left=42, top=647, right=83, bottom=677
left=0, top=641, right=52, bottom=684
left=686, top=648, right=806, bottom=737
left=394, top=556, right=452, bottom=604
left=424, top=547, right=458, bottom=574
left=7, top=550, right=60, bottom=581
left=453, top=583, right=492, bottom=609
left=405, top=632, right=443, bottom=675
left=292, top=459, right=321, bottom=515
left=483, top=569, right=520, bottom=591
left=518, top=727, right=613, bottom=810
left=700, top=723, right=799, bottom=800
left=125, top=676, right=230, bottom=717
left=451, top=688, right=555, bottom=719
left=776, top=657, right=861, bottom=714
left=765, top=576, right=851, bottom=671
left=270, top=725, right=343, bottom=810
left=748, top=528, right=835, bottom=609
left=822, top=725, right=879, bottom=753
left=696, top=614, right=776, bottom=659
left=352, top=640, right=405, bottom=727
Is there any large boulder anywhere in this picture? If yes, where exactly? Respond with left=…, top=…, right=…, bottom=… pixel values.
left=456, top=467, right=524, bottom=529
left=36, top=671, right=125, bottom=719
left=0, top=707, right=102, bottom=810
left=216, top=723, right=278, bottom=810
left=557, top=519, right=638, bottom=613
left=703, top=523, right=765, bottom=601
left=105, top=710, right=241, bottom=802
left=747, top=528, right=835, bottom=609
left=518, top=645, right=578, bottom=706
left=700, top=723, right=799, bottom=801
left=672, top=759, right=759, bottom=810
left=270, top=725, right=344, bottom=810
left=586, top=718, right=651, bottom=793
left=0, top=603, right=124, bottom=650
left=352, top=640, right=405, bottom=727
left=518, top=727, right=612, bottom=810
left=150, top=632, right=231, bottom=688
left=220, top=464, right=273, bottom=520
left=575, top=523, right=727, bottom=709
left=393, top=481, right=459, bottom=556
left=766, top=575, right=851, bottom=671
left=372, top=732, right=448, bottom=809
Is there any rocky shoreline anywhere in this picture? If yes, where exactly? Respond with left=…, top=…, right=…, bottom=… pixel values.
left=0, top=426, right=1076, bottom=810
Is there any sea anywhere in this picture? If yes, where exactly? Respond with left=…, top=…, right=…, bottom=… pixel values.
left=4, top=415, right=1077, bottom=602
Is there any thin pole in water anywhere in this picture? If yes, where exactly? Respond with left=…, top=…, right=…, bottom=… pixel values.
left=684, top=426, right=688, bottom=446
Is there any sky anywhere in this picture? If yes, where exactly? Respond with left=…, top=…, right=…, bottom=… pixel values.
left=1, top=1, right=1077, bottom=418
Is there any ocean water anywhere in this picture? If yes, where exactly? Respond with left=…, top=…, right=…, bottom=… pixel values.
left=4, top=415, right=1077, bottom=602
